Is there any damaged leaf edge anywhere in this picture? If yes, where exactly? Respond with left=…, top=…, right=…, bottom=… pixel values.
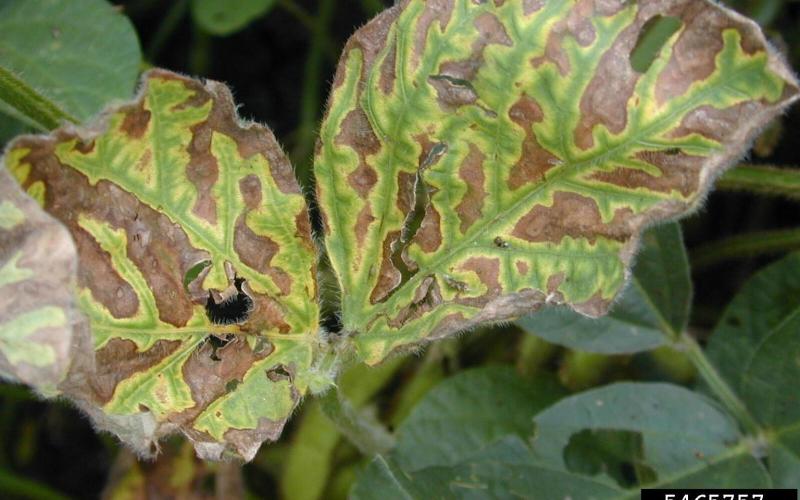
left=0, top=68, right=324, bottom=461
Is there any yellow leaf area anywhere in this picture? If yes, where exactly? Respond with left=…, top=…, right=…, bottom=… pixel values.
left=315, top=0, right=796, bottom=364
left=4, top=71, right=319, bottom=459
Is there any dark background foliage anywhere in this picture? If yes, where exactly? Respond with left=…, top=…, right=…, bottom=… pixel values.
left=1, top=0, right=799, bottom=498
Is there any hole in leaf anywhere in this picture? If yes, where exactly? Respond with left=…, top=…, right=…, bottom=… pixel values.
left=206, top=334, right=234, bottom=361
left=183, top=260, right=211, bottom=290
left=630, top=16, right=682, bottom=73
left=428, top=75, right=479, bottom=108
left=564, top=429, right=657, bottom=488
left=266, top=365, right=291, bottom=383
left=429, top=74, right=473, bottom=88
left=381, top=143, right=447, bottom=303
left=252, top=335, right=271, bottom=355
left=205, top=277, right=253, bottom=325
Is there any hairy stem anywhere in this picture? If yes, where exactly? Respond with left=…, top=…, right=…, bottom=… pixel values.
left=0, top=65, right=76, bottom=131
left=690, top=228, right=800, bottom=269
left=680, top=333, right=762, bottom=437
left=717, top=164, right=800, bottom=201
left=320, top=388, right=395, bottom=456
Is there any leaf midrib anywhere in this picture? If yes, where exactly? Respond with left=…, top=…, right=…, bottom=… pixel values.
left=364, top=73, right=732, bottom=325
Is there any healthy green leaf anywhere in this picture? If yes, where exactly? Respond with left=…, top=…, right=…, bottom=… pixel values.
left=2, top=70, right=319, bottom=461
left=351, top=455, right=424, bottom=500
left=534, top=383, right=733, bottom=471
left=706, top=252, right=800, bottom=488
left=353, top=438, right=628, bottom=500
left=353, top=382, right=769, bottom=498
left=0, top=0, right=141, bottom=128
left=191, top=0, right=277, bottom=36
left=533, top=383, right=770, bottom=488
left=314, top=0, right=799, bottom=365
left=391, top=365, right=563, bottom=471
left=518, top=223, right=689, bottom=353
left=0, top=168, right=88, bottom=396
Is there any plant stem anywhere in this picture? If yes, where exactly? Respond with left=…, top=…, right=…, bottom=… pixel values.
left=320, top=388, right=395, bottom=456
left=0, top=65, right=76, bottom=131
left=188, top=26, right=211, bottom=77
left=717, top=164, right=800, bottom=201
left=690, top=228, right=800, bottom=269
left=146, top=0, right=189, bottom=62
left=680, top=333, right=762, bottom=437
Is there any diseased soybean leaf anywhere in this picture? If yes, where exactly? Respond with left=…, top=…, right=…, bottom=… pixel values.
left=0, top=168, right=89, bottom=396
left=0, top=0, right=141, bottom=128
left=315, top=0, right=799, bottom=364
left=518, top=222, right=689, bottom=353
left=3, top=69, right=318, bottom=461
left=706, top=253, right=800, bottom=488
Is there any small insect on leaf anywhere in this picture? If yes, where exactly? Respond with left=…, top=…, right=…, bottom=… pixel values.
left=205, top=277, right=254, bottom=325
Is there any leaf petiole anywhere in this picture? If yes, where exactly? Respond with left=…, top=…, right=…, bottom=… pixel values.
left=0, top=65, right=77, bottom=131
left=718, top=164, right=800, bottom=201
left=320, top=388, right=395, bottom=457
left=680, top=333, right=763, bottom=437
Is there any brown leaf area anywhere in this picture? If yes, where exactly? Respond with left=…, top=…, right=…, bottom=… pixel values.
left=0, top=168, right=90, bottom=391
left=2, top=70, right=317, bottom=461
left=10, top=70, right=306, bottom=333
left=317, top=0, right=800, bottom=363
